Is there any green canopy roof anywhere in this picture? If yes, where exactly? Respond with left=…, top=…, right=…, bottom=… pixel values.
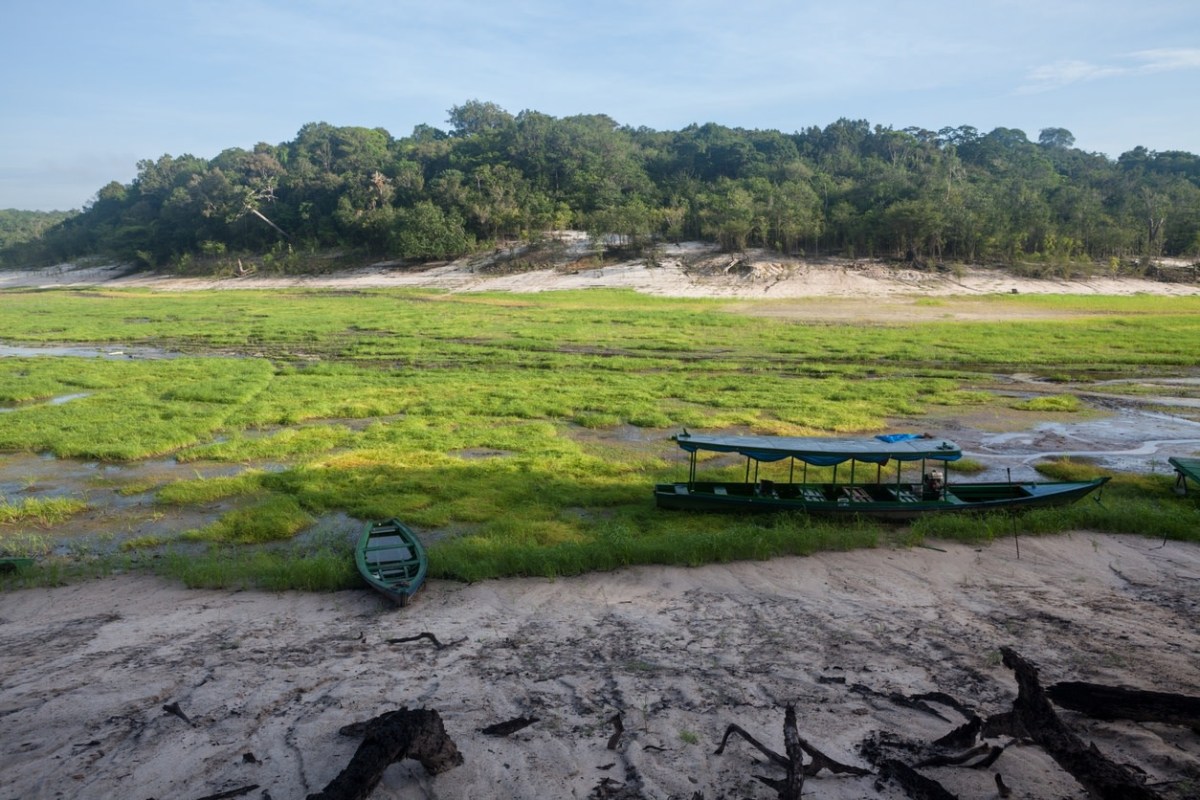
left=673, top=432, right=962, bottom=466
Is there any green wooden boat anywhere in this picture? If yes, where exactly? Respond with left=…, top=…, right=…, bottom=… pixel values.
left=1168, top=456, right=1200, bottom=496
left=0, top=556, right=35, bottom=572
left=355, top=519, right=427, bottom=606
left=655, top=431, right=1109, bottom=521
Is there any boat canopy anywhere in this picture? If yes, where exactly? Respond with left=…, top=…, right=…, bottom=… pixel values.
left=673, top=432, right=962, bottom=466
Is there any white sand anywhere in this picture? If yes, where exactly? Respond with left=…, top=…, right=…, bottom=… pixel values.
left=2, top=533, right=1198, bottom=798
left=3, top=245, right=1199, bottom=302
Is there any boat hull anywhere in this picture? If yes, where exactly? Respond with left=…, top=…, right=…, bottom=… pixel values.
left=355, top=519, right=428, bottom=606
left=654, top=478, right=1109, bottom=521
left=1169, top=457, right=1200, bottom=496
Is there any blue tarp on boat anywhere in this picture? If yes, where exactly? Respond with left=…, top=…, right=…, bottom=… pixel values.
left=876, top=433, right=927, bottom=443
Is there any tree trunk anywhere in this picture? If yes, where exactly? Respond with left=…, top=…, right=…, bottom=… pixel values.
left=1047, top=681, right=1200, bottom=729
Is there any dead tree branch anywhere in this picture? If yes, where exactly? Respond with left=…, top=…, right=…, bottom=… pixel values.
left=715, top=704, right=868, bottom=800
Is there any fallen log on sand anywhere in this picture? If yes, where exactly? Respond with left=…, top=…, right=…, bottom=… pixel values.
left=1047, top=681, right=1200, bottom=730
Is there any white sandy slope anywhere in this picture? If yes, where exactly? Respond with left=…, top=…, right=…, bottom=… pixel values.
left=2, top=533, right=1198, bottom=799
left=3, top=243, right=1199, bottom=300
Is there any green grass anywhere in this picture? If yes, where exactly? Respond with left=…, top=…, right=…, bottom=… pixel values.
left=181, top=495, right=313, bottom=544
left=1, top=287, right=1198, bottom=592
left=430, top=512, right=880, bottom=581
left=157, top=528, right=360, bottom=591
left=155, top=472, right=267, bottom=505
left=1010, top=394, right=1084, bottom=412
left=0, top=496, right=88, bottom=525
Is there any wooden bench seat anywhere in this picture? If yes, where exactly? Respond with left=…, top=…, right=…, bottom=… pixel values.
left=844, top=487, right=872, bottom=503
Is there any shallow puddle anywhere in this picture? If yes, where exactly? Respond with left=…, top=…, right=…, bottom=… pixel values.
left=0, top=452, right=290, bottom=554
left=0, top=343, right=183, bottom=359
left=937, top=407, right=1200, bottom=480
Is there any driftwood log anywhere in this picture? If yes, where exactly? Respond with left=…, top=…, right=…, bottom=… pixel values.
left=1047, top=681, right=1200, bottom=730
left=479, top=715, right=538, bottom=737
left=986, top=648, right=1163, bottom=800
left=307, top=708, right=463, bottom=800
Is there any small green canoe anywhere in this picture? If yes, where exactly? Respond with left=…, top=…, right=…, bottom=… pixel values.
left=355, top=519, right=427, bottom=607
left=0, top=556, right=35, bottom=572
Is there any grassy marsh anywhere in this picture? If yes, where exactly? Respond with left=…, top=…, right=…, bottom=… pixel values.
left=2, top=288, right=1199, bottom=591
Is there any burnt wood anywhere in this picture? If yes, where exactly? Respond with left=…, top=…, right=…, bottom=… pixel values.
left=307, top=708, right=462, bottom=800
left=1047, top=681, right=1200, bottom=730
left=997, top=648, right=1163, bottom=800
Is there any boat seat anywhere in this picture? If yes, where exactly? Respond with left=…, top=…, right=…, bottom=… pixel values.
left=370, top=557, right=414, bottom=568
left=714, top=486, right=728, bottom=495
left=801, top=488, right=825, bottom=503
left=895, top=489, right=919, bottom=502
left=674, top=484, right=689, bottom=495
left=375, top=568, right=414, bottom=580
left=844, top=487, right=871, bottom=503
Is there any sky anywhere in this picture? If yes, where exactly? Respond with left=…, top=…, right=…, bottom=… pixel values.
left=3, top=0, right=1199, bottom=211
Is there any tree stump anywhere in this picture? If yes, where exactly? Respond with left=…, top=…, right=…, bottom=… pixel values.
left=307, top=708, right=463, bottom=800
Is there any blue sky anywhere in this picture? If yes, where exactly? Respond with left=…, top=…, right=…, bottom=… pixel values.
left=3, top=0, right=1199, bottom=211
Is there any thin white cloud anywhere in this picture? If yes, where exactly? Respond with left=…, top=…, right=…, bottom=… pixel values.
left=1019, top=47, right=1200, bottom=92
left=1131, top=47, right=1200, bottom=72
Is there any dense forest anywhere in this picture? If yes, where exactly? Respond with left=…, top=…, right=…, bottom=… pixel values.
left=0, top=209, right=75, bottom=252
left=4, top=101, right=1200, bottom=272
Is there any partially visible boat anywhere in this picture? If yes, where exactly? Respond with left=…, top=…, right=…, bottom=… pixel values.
left=0, top=556, right=35, bottom=572
left=355, top=519, right=427, bottom=606
left=1168, top=456, right=1200, bottom=496
left=655, top=431, right=1108, bottom=521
